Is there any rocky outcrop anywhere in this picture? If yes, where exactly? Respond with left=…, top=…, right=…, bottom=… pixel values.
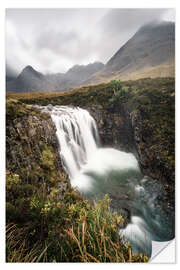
left=130, top=110, right=175, bottom=209
left=87, top=104, right=136, bottom=153
left=6, top=101, right=68, bottom=188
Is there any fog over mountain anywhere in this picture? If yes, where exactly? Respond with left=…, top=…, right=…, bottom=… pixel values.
left=6, top=65, right=17, bottom=82
left=6, top=62, right=105, bottom=92
left=6, top=20, right=175, bottom=92
left=6, top=8, right=174, bottom=76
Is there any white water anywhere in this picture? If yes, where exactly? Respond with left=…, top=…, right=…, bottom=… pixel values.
left=42, top=105, right=174, bottom=259
left=49, top=105, right=99, bottom=180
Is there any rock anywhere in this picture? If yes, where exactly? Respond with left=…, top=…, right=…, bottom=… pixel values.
left=6, top=104, right=68, bottom=189
left=87, top=104, right=136, bottom=153
left=130, top=110, right=175, bottom=210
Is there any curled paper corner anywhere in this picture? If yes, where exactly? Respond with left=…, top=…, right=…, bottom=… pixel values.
left=150, top=239, right=175, bottom=263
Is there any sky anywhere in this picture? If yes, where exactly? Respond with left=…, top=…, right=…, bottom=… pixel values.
left=6, top=8, right=175, bottom=76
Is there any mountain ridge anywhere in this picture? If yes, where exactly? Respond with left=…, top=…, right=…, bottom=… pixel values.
left=6, top=21, right=175, bottom=92
left=86, top=21, right=175, bottom=85
left=6, top=62, right=105, bottom=92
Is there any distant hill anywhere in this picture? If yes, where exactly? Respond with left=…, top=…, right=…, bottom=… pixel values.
left=6, top=66, right=51, bottom=92
left=6, top=21, right=175, bottom=92
left=86, top=21, right=175, bottom=84
left=6, top=62, right=104, bottom=92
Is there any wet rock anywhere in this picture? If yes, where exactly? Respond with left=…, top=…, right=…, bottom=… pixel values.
left=87, top=104, right=136, bottom=153
left=131, top=110, right=175, bottom=210
left=6, top=104, right=68, bottom=189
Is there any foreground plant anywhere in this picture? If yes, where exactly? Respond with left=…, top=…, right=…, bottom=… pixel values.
left=6, top=190, right=149, bottom=262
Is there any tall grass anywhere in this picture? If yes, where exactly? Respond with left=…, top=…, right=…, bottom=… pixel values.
left=62, top=196, right=148, bottom=262
left=6, top=223, right=48, bottom=262
left=6, top=195, right=149, bottom=262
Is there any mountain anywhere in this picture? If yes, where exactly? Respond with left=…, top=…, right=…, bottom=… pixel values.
left=6, top=66, right=53, bottom=92
left=66, top=62, right=104, bottom=84
left=6, top=21, right=175, bottom=92
left=86, top=21, right=175, bottom=84
left=6, top=62, right=104, bottom=92
left=45, top=62, right=105, bottom=91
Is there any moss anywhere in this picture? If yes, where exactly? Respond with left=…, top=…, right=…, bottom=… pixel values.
left=6, top=173, right=21, bottom=189
left=41, top=146, right=55, bottom=170
left=6, top=98, right=50, bottom=125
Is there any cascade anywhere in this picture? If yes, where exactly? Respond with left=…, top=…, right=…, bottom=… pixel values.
left=42, top=105, right=174, bottom=258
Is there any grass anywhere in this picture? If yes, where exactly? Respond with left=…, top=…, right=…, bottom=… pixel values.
left=6, top=77, right=174, bottom=108
left=6, top=194, right=148, bottom=262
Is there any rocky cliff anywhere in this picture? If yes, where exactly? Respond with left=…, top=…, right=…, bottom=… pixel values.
left=6, top=100, right=64, bottom=177
left=87, top=104, right=136, bottom=153
left=6, top=99, right=70, bottom=225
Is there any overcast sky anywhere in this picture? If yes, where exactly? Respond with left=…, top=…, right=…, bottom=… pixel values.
left=6, top=8, right=175, bottom=76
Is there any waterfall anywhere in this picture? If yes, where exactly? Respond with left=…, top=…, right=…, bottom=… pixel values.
left=48, top=106, right=99, bottom=179
left=44, top=105, right=141, bottom=193
left=41, top=104, right=174, bottom=259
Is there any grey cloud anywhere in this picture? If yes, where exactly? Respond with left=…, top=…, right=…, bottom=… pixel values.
left=6, top=64, right=18, bottom=77
left=6, top=8, right=175, bottom=75
left=35, top=30, right=80, bottom=54
left=96, top=8, right=173, bottom=62
left=99, top=9, right=169, bottom=34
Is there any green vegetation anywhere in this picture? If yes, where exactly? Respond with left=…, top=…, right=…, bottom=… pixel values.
left=109, top=80, right=132, bottom=103
left=6, top=77, right=174, bottom=262
left=6, top=98, right=49, bottom=123
left=129, top=79, right=175, bottom=175
left=7, top=77, right=174, bottom=109
left=6, top=170, right=149, bottom=262
left=6, top=191, right=148, bottom=262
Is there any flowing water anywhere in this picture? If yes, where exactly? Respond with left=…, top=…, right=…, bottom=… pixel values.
left=42, top=105, right=174, bottom=258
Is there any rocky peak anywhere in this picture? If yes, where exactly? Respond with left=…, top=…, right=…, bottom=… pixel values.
left=19, top=65, right=44, bottom=80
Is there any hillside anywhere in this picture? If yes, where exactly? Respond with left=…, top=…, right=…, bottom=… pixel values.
left=86, top=21, right=175, bottom=84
